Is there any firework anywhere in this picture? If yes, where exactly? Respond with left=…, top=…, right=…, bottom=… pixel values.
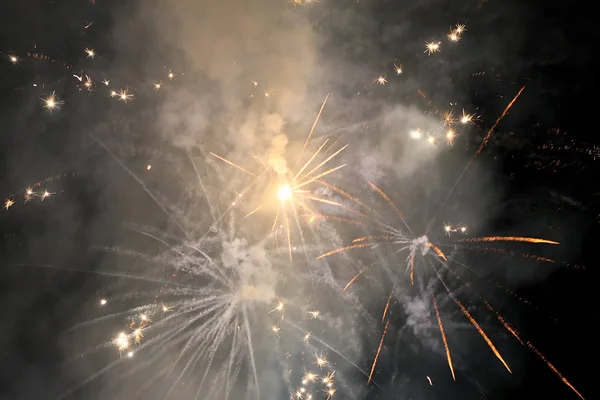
left=317, top=181, right=583, bottom=397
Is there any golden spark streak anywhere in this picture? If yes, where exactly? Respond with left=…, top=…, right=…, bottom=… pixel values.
left=433, top=296, right=456, bottom=380
left=293, top=164, right=347, bottom=191
left=294, top=139, right=331, bottom=181
left=454, top=298, right=511, bottom=373
left=352, top=236, right=395, bottom=243
left=296, top=194, right=342, bottom=207
left=409, top=251, right=416, bottom=285
left=527, top=343, right=585, bottom=399
left=317, top=243, right=376, bottom=260
left=303, top=93, right=329, bottom=149
left=368, top=319, right=389, bottom=383
left=382, top=291, right=393, bottom=322
left=367, top=181, right=412, bottom=234
left=210, top=152, right=256, bottom=177
left=459, top=236, right=559, bottom=245
left=428, top=243, right=447, bottom=260
left=476, top=86, right=526, bottom=155
left=344, top=267, right=368, bottom=291
left=485, top=301, right=584, bottom=399
left=484, top=300, right=524, bottom=345
left=296, top=145, right=348, bottom=185
left=244, top=205, right=264, bottom=218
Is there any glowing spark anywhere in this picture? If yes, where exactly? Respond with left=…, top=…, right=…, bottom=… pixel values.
left=303, top=372, right=317, bottom=382
left=304, top=332, right=311, bottom=342
left=118, top=89, right=133, bottom=103
left=410, top=129, right=422, bottom=139
left=325, top=388, right=336, bottom=399
left=9, top=55, right=18, bottom=64
left=446, top=130, right=456, bottom=145
left=4, top=199, right=14, bottom=210
left=269, top=300, right=284, bottom=314
left=100, top=299, right=107, bottom=305
left=454, top=24, right=466, bottom=34
left=394, top=63, right=403, bottom=75
left=427, top=136, right=435, bottom=144
left=315, top=355, right=327, bottom=368
left=168, top=72, right=174, bottom=79
left=460, top=110, right=474, bottom=124
left=448, top=32, right=459, bottom=41
left=442, top=111, right=455, bottom=125
left=424, top=41, right=441, bottom=55
left=153, top=81, right=162, bottom=90
left=127, top=351, right=133, bottom=358
left=41, top=190, right=51, bottom=200
left=376, top=75, right=387, bottom=85
left=427, top=376, right=433, bottom=385
left=433, top=296, right=455, bottom=380
left=110, top=90, right=117, bottom=97
left=41, top=92, right=63, bottom=111
left=85, top=48, right=95, bottom=58
left=102, top=79, right=110, bottom=86
left=272, top=324, right=280, bottom=337
left=114, top=332, right=129, bottom=352
left=146, top=164, right=152, bottom=170
left=308, top=310, right=320, bottom=319
left=161, top=304, right=172, bottom=313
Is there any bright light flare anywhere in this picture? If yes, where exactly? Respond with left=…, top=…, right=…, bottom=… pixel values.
left=85, top=48, right=95, bottom=58
left=277, top=184, right=292, bottom=202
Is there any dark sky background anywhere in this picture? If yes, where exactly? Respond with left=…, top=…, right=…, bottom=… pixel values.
left=0, top=0, right=599, bottom=399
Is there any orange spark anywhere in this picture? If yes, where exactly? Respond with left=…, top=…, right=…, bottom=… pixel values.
left=344, top=268, right=368, bottom=291
left=454, top=298, right=512, bottom=373
left=382, top=291, right=393, bottom=322
left=368, top=181, right=412, bottom=234
left=317, top=243, right=376, bottom=260
left=368, top=319, right=389, bottom=383
left=460, top=236, right=559, bottom=245
left=352, top=236, right=395, bottom=243
left=527, top=343, right=585, bottom=399
left=433, top=296, right=456, bottom=380
left=409, top=251, right=416, bottom=285
left=485, top=301, right=584, bottom=399
left=476, top=86, right=526, bottom=155
left=428, top=243, right=447, bottom=260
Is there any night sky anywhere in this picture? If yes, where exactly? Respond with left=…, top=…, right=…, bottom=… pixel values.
left=0, top=0, right=598, bottom=399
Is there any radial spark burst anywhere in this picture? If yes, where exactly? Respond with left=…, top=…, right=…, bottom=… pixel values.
left=316, top=182, right=582, bottom=398
left=210, top=95, right=349, bottom=261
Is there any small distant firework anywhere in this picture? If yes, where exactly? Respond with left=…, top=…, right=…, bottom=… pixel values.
left=447, top=24, right=466, bottom=42
left=117, top=89, right=133, bottom=103
left=424, top=41, right=441, bottom=55
left=84, top=47, right=95, bottom=58
left=394, top=63, right=403, bottom=75
left=41, top=91, right=63, bottom=111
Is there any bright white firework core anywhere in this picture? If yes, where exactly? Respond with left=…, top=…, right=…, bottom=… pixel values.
left=411, top=235, right=431, bottom=256
left=277, top=184, right=292, bottom=201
